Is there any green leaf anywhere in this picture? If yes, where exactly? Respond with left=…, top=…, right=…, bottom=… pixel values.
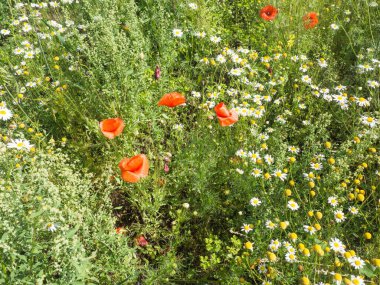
left=65, top=225, right=80, bottom=239
left=30, top=209, right=45, bottom=218
left=359, top=263, right=377, bottom=278
left=56, top=34, right=66, bottom=45
left=1, top=232, right=8, bottom=241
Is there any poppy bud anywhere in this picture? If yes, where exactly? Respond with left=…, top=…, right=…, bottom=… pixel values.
left=164, top=156, right=171, bottom=162
left=136, top=235, right=148, bottom=247
left=154, top=65, right=161, bottom=80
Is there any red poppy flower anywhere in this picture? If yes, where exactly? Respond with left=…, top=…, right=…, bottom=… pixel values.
left=136, top=235, right=148, bottom=247
left=260, top=5, right=278, bottom=21
left=214, top=102, right=239, bottom=127
left=303, top=12, right=318, bottom=29
left=99, top=118, right=125, bottom=139
left=119, top=154, right=149, bottom=183
left=158, top=92, right=186, bottom=107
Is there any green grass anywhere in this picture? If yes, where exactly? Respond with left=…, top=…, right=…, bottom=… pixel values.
left=0, top=0, right=379, bottom=284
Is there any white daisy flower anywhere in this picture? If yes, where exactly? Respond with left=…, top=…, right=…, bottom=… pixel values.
left=287, top=200, right=300, bottom=211
left=216, top=54, right=226, bottom=63
left=24, top=50, right=35, bottom=59
left=329, top=238, right=345, bottom=253
left=269, top=239, right=281, bottom=251
left=229, top=68, right=243, bottom=76
left=0, top=29, right=10, bottom=35
left=288, top=146, right=300, bottom=154
left=191, top=91, right=201, bottom=98
left=285, top=252, right=297, bottom=263
left=368, top=80, right=379, bottom=88
left=301, top=75, right=312, bottom=84
left=188, top=3, right=198, bottom=10
left=328, top=196, right=339, bottom=207
left=273, top=169, right=287, bottom=181
left=299, top=64, right=309, bottom=72
left=317, top=58, right=328, bottom=68
left=348, top=206, right=358, bottom=215
left=291, top=55, right=299, bottom=62
left=258, top=263, right=267, bottom=273
left=248, top=151, right=260, bottom=162
left=241, top=223, right=253, bottom=233
left=303, top=225, right=316, bottom=235
left=235, top=149, right=247, bottom=157
left=46, top=223, right=57, bottom=232
left=349, top=275, right=364, bottom=285
left=22, top=23, right=32, bottom=33
left=333, top=94, right=348, bottom=104
left=0, top=108, right=13, bottom=121
left=303, top=172, right=315, bottom=180
left=7, top=139, right=34, bottom=150
left=334, top=210, right=346, bottom=223
left=251, top=168, right=262, bottom=177
left=14, top=47, right=24, bottom=55
left=210, top=35, right=221, bottom=43
left=194, top=31, right=206, bottom=38
left=250, top=197, right=262, bottom=207
left=356, top=97, right=370, bottom=107
left=335, top=84, right=346, bottom=91
left=360, top=115, right=378, bottom=128
left=172, top=28, right=183, bottom=38
left=310, top=162, right=323, bottom=171
left=265, top=220, right=277, bottom=230
left=264, top=154, right=274, bottom=165
left=349, top=256, right=365, bottom=269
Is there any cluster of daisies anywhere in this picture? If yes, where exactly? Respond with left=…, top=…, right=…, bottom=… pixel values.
left=168, top=18, right=380, bottom=283
left=0, top=1, right=82, bottom=153
left=297, top=52, right=379, bottom=129
left=0, top=1, right=82, bottom=238
left=233, top=129, right=380, bottom=279
left=174, top=36, right=379, bottom=130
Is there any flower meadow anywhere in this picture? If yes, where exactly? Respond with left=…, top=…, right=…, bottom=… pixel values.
left=0, top=0, right=379, bottom=284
